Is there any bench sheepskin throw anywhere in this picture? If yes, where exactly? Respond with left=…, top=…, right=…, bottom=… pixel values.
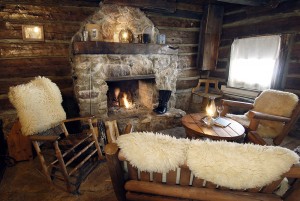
left=117, top=132, right=189, bottom=173
left=8, top=76, right=66, bottom=136
left=117, top=132, right=299, bottom=190
left=227, top=89, right=298, bottom=138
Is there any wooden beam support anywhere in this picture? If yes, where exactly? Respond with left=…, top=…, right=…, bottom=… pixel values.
left=217, top=0, right=268, bottom=6
left=197, top=4, right=224, bottom=70
left=73, top=42, right=178, bottom=55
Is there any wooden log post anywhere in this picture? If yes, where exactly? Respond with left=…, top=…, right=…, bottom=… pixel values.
left=105, top=143, right=126, bottom=201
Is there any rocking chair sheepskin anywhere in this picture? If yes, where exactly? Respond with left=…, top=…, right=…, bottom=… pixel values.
left=8, top=76, right=66, bottom=136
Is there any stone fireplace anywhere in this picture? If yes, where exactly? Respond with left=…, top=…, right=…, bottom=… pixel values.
left=70, top=4, right=185, bottom=131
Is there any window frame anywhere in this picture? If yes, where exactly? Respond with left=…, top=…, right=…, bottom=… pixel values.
left=226, top=34, right=291, bottom=92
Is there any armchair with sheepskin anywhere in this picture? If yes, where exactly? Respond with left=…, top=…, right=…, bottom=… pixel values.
left=8, top=76, right=103, bottom=193
left=221, top=89, right=300, bottom=145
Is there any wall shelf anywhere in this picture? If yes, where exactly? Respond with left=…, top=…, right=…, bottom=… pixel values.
left=73, top=41, right=178, bottom=55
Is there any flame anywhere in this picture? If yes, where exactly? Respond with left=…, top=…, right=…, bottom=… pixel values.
left=123, top=93, right=130, bottom=109
left=206, top=98, right=216, bottom=117
left=114, top=88, right=120, bottom=99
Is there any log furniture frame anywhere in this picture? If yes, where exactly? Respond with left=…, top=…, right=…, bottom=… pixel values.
left=105, top=143, right=300, bottom=201
left=29, top=116, right=104, bottom=193
left=221, top=99, right=300, bottom=145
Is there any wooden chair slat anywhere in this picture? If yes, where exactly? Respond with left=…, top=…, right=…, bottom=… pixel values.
left=180, top=167, right=191, bottom=186
left=192, top=177, right=204, bottom=187
left=127, top=163, right=138, bottom=180
left=153, top=172, right=163, bottom=183
left=205, top=181, right=217, bottom=189
left=140, top=171, right=150, bottom=181
left=166, top=170, right=177, bottom=185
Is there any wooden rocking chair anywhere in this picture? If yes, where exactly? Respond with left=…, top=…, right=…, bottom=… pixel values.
left=8, top=77, right=103, bottom=193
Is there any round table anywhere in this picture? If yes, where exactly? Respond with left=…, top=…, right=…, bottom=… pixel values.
left=181, top=113, right=245, bottom=141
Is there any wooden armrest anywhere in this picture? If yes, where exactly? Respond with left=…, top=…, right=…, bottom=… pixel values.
left=123, top=123, right=133, bottom=134
left=285, top=164, right=300, bottom=178
left=105, top=143, right=119, bottom=155
left=62, top=115, right=95, bottom=123
left=29, top=135, right=60, bottom=141
left=247, top=131, right=267, bottom=145
left=248, top=111, right=291, bottom=123
left=222, top=99, right=254, bottom=109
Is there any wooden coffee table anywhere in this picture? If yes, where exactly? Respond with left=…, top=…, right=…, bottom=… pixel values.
left=181, top=113, right=245, bottom=141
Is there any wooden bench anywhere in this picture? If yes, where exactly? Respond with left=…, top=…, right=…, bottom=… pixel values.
left=105, top=143, right=300, bottom=201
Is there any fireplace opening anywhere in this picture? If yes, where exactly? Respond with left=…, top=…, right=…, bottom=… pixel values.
left=106, top=79, right=156, bottom=115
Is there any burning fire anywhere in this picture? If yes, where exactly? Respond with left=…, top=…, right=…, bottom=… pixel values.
left=114, top=87, right=120, bottom=99
left=122, top=93, right=131, bottom=109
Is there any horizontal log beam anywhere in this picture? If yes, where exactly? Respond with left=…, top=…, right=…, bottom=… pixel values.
left=144, top=10, right=203, bottom=20
left=223, top=1, right=300, bottom=25
left=176, top=78, right=199, bottom=90
left=178, top=55, right=197, bottom=69
left=222, top=16, right=300, bottom=39
left=0, top=4, right=95, bottom=22
left=72, top=42, right=178, bottom=55
left=0, top=43, right=70, bottom=58
left=149, top=15, right=200, bottom=28
left=0, top=76, right=73, bottom=94
left=1, top=0, right=100, bottom=7
left=103, top=0, right=176, bottom=13
left=0, top=57, right=71, bottom=78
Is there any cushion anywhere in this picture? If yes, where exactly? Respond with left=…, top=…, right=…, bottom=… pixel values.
left=8, top=76, right=66, bottom=136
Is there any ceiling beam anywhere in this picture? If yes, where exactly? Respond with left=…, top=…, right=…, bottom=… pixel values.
left=216, top=0, right=268, bottom=6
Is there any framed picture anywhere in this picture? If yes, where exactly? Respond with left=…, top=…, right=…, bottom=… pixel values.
left=22, top=25, right=44, bottom=41
left=85, top=24, right=101, bottom=41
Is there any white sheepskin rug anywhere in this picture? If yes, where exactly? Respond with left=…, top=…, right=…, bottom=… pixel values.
left=116, top=132, right=189, bottom=173
left=187, top=140, right=299, bottom=189
left=227, top=89, right=298, bottom=138
left=8, top=76, right=66, bottom=136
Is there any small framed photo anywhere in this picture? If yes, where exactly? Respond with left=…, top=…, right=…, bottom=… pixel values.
left=85, top=24, right=101, bottom=41
left=22, top=25, right=44, bottom=41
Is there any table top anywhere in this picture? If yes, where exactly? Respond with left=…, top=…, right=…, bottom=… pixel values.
left=181, top=113, right=245, bottom=141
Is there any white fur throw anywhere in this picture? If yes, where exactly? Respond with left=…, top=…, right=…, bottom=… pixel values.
left=8, top=76, right=66, bottom=136
left=227, top=89, right=298, bottom=138
left=116, top=132, right=189, bottom=173
left=117, top=132, right=299, bottom=189
left=187, top=140, right=299, bottom=189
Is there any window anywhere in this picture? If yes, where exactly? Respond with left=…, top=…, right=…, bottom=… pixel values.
left=227, top=35, right=281, bottom=91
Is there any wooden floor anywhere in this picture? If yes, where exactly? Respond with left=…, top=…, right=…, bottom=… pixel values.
left=1, top=127, right=300, bottom=201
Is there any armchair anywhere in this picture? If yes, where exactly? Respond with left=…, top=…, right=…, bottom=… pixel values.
left=8, top=76, right=103, bottom=193
left=221, top=89, right=300, bottom=145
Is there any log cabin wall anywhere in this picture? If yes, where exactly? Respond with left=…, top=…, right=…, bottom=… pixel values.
left=209, top=1, right=300, bottom=136
left=0, top=0, right=99, bottom=135
left=211, top=1, right=300, bottom=96
left=0, top=0, right=203, bottom=136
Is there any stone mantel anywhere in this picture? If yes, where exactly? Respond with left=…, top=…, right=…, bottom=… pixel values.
left=73, top=41, right=178, bottom=55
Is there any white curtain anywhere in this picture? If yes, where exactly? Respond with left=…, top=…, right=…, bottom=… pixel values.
left=227, top=35, right=281, bottom=91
